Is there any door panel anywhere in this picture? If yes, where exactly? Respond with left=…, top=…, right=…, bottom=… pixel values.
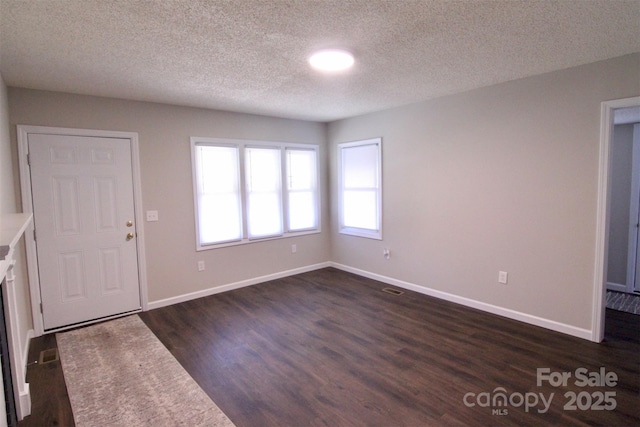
left=29, top=133, right=141, bottom=330
left=52, top=176, right=81, bottom=235
left=58, top=251, right=86, bottom=301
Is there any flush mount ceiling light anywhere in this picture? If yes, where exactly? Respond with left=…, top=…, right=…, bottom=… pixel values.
left=308, top=49, right=354, bottom=72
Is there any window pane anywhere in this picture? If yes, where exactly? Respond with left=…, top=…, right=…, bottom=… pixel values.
left=287, top=149, right=315, bottom=190
left=247, top=193, right=283, bottom=237
left=246, top=148, right=281, bottom=192
left=198, top=146, right=239, bottom=193
left=343, top=190, right=378, bottom=230
left=195, top=145, right=242, bottom=244
left=288, top=191, right=316, bottom=230
left=286, top=149, right=318, bottom=231
left=199, top=194, right=242, bottom=244
left=246, top=147, right=283, bottom=238
left=342, top=144, right=378, bottom=188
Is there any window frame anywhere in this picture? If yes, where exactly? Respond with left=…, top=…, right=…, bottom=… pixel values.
left=338, top=137, right=383, bottom=240
left=191, top=137, right=321, bottom=251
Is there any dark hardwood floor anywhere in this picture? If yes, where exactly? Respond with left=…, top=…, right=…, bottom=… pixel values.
left=19, top=333, right=74, bottom=427
left=18, top=268, right=640, bottom=426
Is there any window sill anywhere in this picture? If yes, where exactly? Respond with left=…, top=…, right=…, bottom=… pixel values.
left=339, top=227, right=382, bottom=240
left=197, top=228, right=322, bottom=251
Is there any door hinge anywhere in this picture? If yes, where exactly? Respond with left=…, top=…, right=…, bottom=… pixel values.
left=33, top=229, right=37, bottom=241
left=26, top=153, right=30, bottom=166
left=39, top=303, right=43, bottom=313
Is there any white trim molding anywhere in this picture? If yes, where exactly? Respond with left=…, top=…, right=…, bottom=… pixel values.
left=2, top=264, right=33, bottom=420
left=17, top=125, right=149, bottom=335
left=148, top=262, right=331, bottom=310
left=1, top=213, right=35, bottom=420
left=331, top=263, right=593, bottom=341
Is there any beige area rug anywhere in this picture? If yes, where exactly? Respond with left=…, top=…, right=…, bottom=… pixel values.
left=56, top=315, right=236, bottom=427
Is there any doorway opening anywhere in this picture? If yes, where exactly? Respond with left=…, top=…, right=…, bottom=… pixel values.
left=594, top=97, right=640, bottom=342
left=606, top=108, right=640, bottom=295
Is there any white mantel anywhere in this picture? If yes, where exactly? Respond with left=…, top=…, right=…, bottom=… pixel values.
left=0, top=212, right=33, bottom=421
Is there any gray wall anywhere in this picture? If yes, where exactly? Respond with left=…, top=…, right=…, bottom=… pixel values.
left=8, top=91, right=330, bottom=302
left=0, top=73, right=15, bottom=214
left=328, top=53, right=640, bottom=331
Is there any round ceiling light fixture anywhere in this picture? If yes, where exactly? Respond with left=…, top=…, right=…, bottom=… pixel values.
left=308, top=49, right=354, bottom=72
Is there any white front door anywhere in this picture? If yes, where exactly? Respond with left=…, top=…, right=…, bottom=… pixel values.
left=28, top=133, right=141, bottom=330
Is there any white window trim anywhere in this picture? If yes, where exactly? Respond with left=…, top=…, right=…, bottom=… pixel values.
left=191, top=137, right=321, bottom=251
left=338, top=137, right=383, bottom=240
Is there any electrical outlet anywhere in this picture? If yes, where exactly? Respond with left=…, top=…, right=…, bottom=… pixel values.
left=146, top=210, right=159, bottom=222
left=383, top=248, right=390, bottom=260
left=498, top=271, right=508, bottom=284
left=197, top=260, right=205, bottom=271
left=291, top=244, right=297, bottom=253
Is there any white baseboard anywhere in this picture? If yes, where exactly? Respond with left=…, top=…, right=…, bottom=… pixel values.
left=330, top=262, right=593, bottom=341
left=15, top=328, right=34, bottom=420
left=147, top=261, right=592, bottom=341
left=17, top=385, right=30, bottom=422
left=147, top=262, right=332, bottom=310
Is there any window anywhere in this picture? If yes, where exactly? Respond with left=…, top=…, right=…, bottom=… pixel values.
left=191, top=138, right=320, bottom=249
left=338, top=138, right=382, bottom=239
left=192, top=144, right=242, bottom=245
left=245, top=147, right=283, bottom=239
left=286, top=148, right=318, bottom=231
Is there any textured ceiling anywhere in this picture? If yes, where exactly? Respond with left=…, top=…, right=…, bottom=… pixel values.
left=1, top=0, right=639, bottom=122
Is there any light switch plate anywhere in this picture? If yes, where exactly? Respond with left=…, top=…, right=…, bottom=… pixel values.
left=498, top=271, right=508, bottom=284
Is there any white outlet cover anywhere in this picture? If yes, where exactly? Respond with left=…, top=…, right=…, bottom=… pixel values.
left=146, top=210, right=159, bottom=222
left=498, top=271, right=508, bottom=284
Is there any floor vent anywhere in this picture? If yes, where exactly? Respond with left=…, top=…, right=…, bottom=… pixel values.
left=382, top=287, right=404, bottom=296
left=38, top=348, right=59, bottom=365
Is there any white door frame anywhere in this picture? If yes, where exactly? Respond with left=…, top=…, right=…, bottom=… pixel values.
left=17, top=125, right=149, bottom=336
left=593, top=96, right=640, bottom=342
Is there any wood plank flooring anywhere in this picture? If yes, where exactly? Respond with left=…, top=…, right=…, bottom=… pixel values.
left=19, top=333, right=74, bottom=427
left=18, top=268, right=640, bottom=426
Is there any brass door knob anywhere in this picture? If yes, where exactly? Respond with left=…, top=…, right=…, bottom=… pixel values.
left=126, top=232, right=135, bottom=241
